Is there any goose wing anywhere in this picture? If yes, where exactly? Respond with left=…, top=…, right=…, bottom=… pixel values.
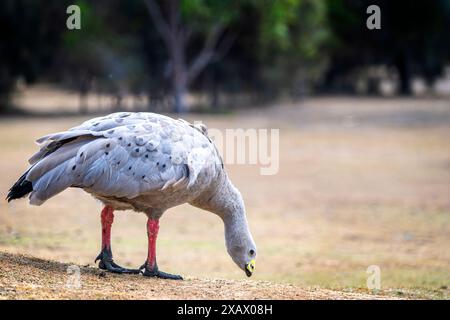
left=27, top=112, right=219, bottom=205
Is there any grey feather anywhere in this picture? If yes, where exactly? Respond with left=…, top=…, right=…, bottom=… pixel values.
left=23, top=112, right=221, bottom=208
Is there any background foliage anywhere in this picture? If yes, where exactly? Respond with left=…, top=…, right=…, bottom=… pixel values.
left=0, top=0, right=449, bottom=113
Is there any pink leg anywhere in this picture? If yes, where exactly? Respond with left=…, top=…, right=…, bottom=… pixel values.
left=142, top=217, right=182, bottom=280
left=95, top=206, right=139, bottom=274
left=101, top=205, right=114, bottom=250
left=146, top=219, right=159, bottom=269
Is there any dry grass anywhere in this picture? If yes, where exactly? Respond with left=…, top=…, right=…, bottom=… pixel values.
left=0, top=95, right=449, bottom=299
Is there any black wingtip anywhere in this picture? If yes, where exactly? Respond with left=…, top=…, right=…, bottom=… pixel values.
left=6, top=171, right=33, bottom=202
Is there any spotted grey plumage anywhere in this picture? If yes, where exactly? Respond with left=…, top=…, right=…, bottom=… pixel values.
left=25, top=112, right=220, bottom=209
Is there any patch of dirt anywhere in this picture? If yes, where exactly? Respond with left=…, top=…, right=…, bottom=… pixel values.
left=0, top=252, right=393, bottom=300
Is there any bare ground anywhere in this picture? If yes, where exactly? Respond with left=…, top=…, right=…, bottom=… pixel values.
left=0, top=252, right=393, bottom=299
left=0, top=94, right=449, bottom=299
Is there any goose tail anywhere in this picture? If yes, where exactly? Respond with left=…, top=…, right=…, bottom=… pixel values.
left=7, top=131, right=97, bottom=205
left=6, top=170, right=33, bottom=202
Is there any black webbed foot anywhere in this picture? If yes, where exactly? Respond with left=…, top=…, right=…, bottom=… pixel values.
left=95, top=248, right=140, bottom=274
left=140, top=262, right=183, bottom=280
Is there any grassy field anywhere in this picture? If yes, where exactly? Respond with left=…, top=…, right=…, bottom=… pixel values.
left=0, top=96, right=449, bottom=299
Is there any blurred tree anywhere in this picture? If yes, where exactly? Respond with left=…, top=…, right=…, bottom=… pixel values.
left=144, top=0, right=329, bottom=112
left=0, top=0, right=68, bottom=112
left=54, top=0, right=152, bottom=113
left=0, top=0, right=330, bottom=114
left=58, top=1, right=107, bottom=113
left=324, top=0, right=450, bottom=95
left=256, top=0, right=330, bottom=98
left=6, top=0, right=447, bottom=114
left=144, top=0, right=239, bottom=113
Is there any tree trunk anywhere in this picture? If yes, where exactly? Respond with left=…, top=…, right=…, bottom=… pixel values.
left=145, top=0, right=226, bottom=113
left=169, top=0, right=187, bottom=113
left=78, top=74, right=92, bottom=114
left=209, top=71, right=220, bottom=111
left=395, top=51, right=412, bottom=95
left=79, top=92, right=87, bottom=114
left=172, top=49, right=188, bottom=113
left=173, top=79, right=187, bottom=113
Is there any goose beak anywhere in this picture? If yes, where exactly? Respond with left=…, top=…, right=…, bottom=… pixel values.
left=244, top=259, right=256, bottom=277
